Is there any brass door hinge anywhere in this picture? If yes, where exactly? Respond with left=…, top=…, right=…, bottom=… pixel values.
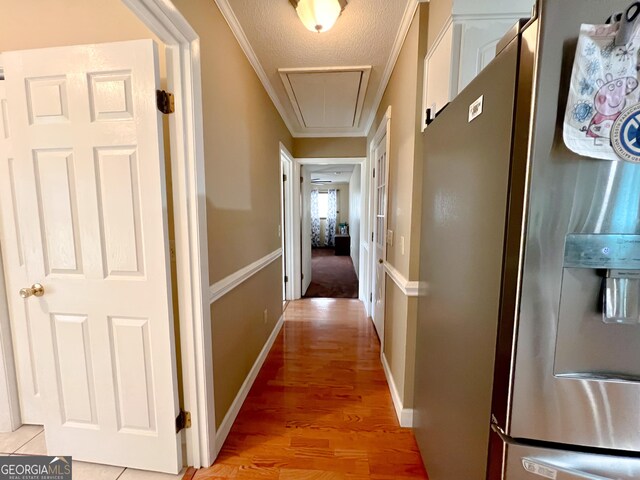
left=176, top=409, right=191, bottom=432
left=157, top=90, right=175, bottom=114
left=284, top=275, right=289, bottom=283
left=283, top=174, right=287, bottom=182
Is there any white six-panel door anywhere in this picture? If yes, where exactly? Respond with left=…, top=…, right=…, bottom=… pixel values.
left=0, top=83, right=43, bottom=425
left=2, top=40, right=182, bottom=473
left=372, top=134, right=388, bottom=343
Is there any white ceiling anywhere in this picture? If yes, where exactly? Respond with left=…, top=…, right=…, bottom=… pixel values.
left=307, top=163, right=355, bottom=184
left=216, top=0, right=418, bottom=137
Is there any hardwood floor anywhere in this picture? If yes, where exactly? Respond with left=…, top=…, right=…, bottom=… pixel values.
left=193, top=298, right=428, bottom=479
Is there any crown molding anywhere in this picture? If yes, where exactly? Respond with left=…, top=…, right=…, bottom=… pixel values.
left=214, top=0, right=421, bottom=139
left=363, top=0, right=419, bottom=136
left=213, top=0, right=296, bottom=134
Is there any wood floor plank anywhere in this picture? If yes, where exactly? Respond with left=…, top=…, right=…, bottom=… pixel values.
left=196, top=299, right=428, bottom=479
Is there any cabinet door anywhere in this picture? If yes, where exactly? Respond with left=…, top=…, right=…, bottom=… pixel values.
left=424, top=23, right=460, bottom=122
left=457, top=19, right=521, bottom=92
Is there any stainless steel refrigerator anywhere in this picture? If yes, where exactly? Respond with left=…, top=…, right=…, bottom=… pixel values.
left=414, top=0, right=640, bottom=478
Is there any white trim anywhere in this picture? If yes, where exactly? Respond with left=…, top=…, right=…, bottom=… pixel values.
left=280, top=144, right=295, bottom=301
left=0, top=77, right=22, bottom=433
left=209, top=249, right=283, bottom=303
left=453, top=11, right=531, bottom=22
left=285, top=130, right=369, bottom=138
left=381, top=353, right=413, bottom=427
left=121, top=0, right=214, bottom=467
left=383, top=262, right=420, bottom=297
left=212, top=0, right=296, bottom=135
left=0, top=253, right=21, bottom=432
left=297, top=157, right=366, bottom=165
left=372, top=106, right=392, bottom=144
left=363, top=0, right=419, bottom=136
left=366, top=107, right=391, bottom=320
left=215, top=314, right=284, bottom=453
left=292, top=157, right=367, bottom=300
left=430, top=16, right=455, bottom=57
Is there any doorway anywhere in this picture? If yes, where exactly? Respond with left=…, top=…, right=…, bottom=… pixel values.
left=290, top=157, right=367, bottom=300
left=0, top=0, right=213, bottom=472
left=303, top=164, right=359, bottom=298
left=280, top=144, right=294, bottom=303
left=368, top=107, right=391, bottom=343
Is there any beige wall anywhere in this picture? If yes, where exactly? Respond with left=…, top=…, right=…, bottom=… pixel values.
left=0, top=0, right=166, bottom=75
left=210, top=261, right=282, bottom=427
left=368, top=4, right=429, bottom=409
left=427, top=0, right=454, bottom=50
left=171, top=0, right=293, bottom=425
left=293, top=137, right=366, bottom=158
left=172, top=0, right=293, bottom=285
left=384, top=278, right=408, bottom=397
left=369, top=7, right=425, bottom=280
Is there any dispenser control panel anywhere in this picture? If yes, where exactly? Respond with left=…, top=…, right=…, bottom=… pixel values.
left=564, top=234, right=640, bottom=269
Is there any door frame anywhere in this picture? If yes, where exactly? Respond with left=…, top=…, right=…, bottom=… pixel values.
left=0, top=0, right=216, bottom=469
left=0, top=77, right=22, bottom=433
left=367, top=106, right=391, bottom=326
left=290, top=157, right=368, bottom=300
left=280, top=144, right=294, bottom=301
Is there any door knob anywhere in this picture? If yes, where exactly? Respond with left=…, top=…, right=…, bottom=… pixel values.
left=379, top=259, right=384, bottom=264
left=20, top=284, right=44, bottom=298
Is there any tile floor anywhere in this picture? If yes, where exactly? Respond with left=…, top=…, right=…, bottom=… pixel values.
left=0, top=425, right=186, bottom=480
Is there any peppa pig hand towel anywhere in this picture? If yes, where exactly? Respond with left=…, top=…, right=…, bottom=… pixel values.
left=563, top=21, right=640, bottom=161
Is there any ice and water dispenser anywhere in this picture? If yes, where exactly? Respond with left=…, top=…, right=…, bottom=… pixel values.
left=554, top=234, right=640, bottom=381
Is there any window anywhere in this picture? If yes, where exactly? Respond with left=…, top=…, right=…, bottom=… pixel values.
left=318, top=192, right=328, bottom=219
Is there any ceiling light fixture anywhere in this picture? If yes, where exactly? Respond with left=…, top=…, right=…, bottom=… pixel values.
left=289, top=0, right=348, bottom=33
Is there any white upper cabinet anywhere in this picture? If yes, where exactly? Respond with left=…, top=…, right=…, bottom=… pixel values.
left=422, top=0, right=535, bottom=129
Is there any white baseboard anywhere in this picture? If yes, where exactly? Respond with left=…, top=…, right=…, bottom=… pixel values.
left=215, top=314, right=284, bottom=453
left=381, top=353, right=414, bottom=428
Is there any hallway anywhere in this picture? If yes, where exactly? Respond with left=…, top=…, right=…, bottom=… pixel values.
left=195, top=299, right=428, bottom=479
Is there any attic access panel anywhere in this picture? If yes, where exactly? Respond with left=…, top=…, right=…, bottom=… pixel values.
left=279, top=66, right=371, bottom=129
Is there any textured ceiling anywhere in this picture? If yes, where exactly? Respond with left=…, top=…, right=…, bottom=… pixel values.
left=224, top=0, right=414, bottom=137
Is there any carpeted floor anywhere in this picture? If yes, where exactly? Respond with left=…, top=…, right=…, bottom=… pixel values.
left=303, top=248, right=359, bottom=298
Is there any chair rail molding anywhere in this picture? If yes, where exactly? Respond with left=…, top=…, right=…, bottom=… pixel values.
left=383, top=261, right=420, bottom=297
left=209, top=249, right=283, bottom=303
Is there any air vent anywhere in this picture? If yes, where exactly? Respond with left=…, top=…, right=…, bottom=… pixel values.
left=279, top=66, right=371, bottom=129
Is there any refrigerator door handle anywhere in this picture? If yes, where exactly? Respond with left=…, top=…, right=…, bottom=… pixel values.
left=520, top=457, right=614, bottom=480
